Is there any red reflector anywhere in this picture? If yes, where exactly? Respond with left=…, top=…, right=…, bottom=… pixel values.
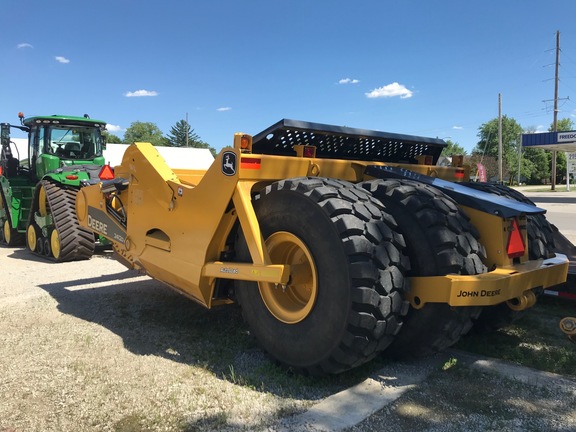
left=240, top=157, right=261, bottom=170
left=455, top=168, right=465, bottom=180
left=303, top=146, right=316, bottom=158
left=99, top=165, right=115, bottom=180
left=507, top=219, right=525, bottom=258
left=0, top=166, right=3, bottom=176
left=65, top=174, right=78, bottom=180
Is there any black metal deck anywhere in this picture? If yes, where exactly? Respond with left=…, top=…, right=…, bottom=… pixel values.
left=252, top=119, right=447, bottom=164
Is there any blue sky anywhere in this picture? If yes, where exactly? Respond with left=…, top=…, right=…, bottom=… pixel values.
left=3, top=0, right=576, bottom=154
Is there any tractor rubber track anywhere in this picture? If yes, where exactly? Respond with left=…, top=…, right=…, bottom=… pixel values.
left=40, top=179, right=95, bottom=262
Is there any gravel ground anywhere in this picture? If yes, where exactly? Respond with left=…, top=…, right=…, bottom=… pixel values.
left=1, top=245, right=575, bottom=432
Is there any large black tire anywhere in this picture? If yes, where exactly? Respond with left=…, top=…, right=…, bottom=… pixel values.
left=460, top=182, right=554, bottom=331
left=460, top=182, right=555, bottom=259
left=235, top=177, right=410, bottom=375
left=28, top=179, right=95, bottom=262
left=361, top=179, right=487, bottom=358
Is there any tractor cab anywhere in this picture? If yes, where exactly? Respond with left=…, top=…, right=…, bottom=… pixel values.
left=22, top=114, right=107, bottom=180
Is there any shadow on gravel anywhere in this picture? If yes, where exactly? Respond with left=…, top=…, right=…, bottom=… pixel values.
left=36, top=269, right=380, bottom=400
left=2, top=245, right=117, bottom=262
left=3, top=246, right=48, bottom=262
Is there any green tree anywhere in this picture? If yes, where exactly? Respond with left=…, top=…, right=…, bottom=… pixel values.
left=102, top=131, right=122, bottom=143
left=548, top=118, right=573, bottom=183
left=440, top=139, right=467, bottom=157
left=472, top=116, right=523, bottom=182
left=524, top=147, right=549, bottom=184
left=165, top=119, right=203, bottom=147
left=519, top=125, right=549, bottom=185
left=164, top=119, right=217, bottom=157
left=552, top=118, right=574, bottom=132
left=123, top=121, right=165, bottom=146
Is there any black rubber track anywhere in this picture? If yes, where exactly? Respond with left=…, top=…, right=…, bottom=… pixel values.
left=459, top=182, right=555, bottom=331
left=29, top=179, right=95, bottom=262
left=235, top=177, right=410, bottom=375
left=361, top=179, right=487, bottom=358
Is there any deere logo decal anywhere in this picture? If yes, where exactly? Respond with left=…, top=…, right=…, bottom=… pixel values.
left=222, top=151, right=236, bottom=176
left=456, top=288, right=502, bottom=298
left=88, top=214, right=108, bottom=235
left=87, top=207, right=126, bottom=244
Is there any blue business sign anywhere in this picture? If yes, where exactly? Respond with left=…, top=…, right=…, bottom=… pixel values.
left=522, top=130, right=576, bottom=150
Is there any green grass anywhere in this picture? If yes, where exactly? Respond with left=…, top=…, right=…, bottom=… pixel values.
left=515, top=185, right=576, bottom=192
left=455, top=297, right=576, bottom=377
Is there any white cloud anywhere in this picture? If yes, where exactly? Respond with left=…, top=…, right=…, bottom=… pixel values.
left=106, top=124, right=123, bottom=133
left=55, top=56, right=70, bottom=64
left=124, top=89, right=158, bottom=97
left=217, top=107, right=231, bottom=112
left=452, top=126, right=463, bottom=130
left=17, top=43, right=33, bottom=49
left=339, top=78, right=360, bottom=84
left=365, top=82, right=413, bottom=99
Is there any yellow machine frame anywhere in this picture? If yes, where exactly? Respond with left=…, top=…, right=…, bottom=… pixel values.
left=76, top=134, right=569, bottom=310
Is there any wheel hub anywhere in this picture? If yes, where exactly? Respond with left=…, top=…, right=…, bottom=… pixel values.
left=50, top=229, right=61, bottom=259
left=259, top=232, right=318, bottom=324
left=27, top=225, right=38, bottom=252
left=3, top=220, right=11, bottom=244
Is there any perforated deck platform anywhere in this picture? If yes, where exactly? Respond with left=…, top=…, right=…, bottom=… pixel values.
left=252, top=119, right=447, bottom=164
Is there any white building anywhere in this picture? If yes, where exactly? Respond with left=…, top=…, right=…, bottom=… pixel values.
left=10, top=139, right=214, bottom=171
left=104, top=144, right=214, bottom=170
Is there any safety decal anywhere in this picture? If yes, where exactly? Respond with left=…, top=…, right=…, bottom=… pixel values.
left=222, top=151, right=236, bottom=176
left=240, top=157, right=261, bottom=170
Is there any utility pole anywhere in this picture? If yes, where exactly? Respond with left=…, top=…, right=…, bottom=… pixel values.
left=517, top=132, right=522, bottom=185
left=498, top=93, right=503, bottom=182
left=551, top=30, right=560, bottom=191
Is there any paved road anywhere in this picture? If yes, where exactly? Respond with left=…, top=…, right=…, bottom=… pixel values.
left=522, top=190, right=576, bottom=244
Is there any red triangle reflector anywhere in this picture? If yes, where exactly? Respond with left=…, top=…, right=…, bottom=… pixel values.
left=507, top=219, right=525, bottom=258
left=99, top=164, right=114, bottom=180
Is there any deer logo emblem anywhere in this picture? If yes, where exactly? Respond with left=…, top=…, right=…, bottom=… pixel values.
left=222, top=151, right=236, bottom=176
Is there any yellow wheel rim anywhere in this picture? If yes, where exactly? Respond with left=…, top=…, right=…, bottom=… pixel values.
left=27, top=225, right=38, bottom=252
left=39, top=185, right=48, bottom=217
left=50, top=229, right=61, bottom=259
left=259, top=232, right=318, bottom=324
left=3, top=220, right=11, bottom=244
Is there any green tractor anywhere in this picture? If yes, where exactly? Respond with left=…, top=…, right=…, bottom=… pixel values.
left=0, top=113, right=111, bottom=261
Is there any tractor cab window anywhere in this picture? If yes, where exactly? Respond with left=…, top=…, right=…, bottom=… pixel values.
left=47, top=126, right=103, bottom=160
